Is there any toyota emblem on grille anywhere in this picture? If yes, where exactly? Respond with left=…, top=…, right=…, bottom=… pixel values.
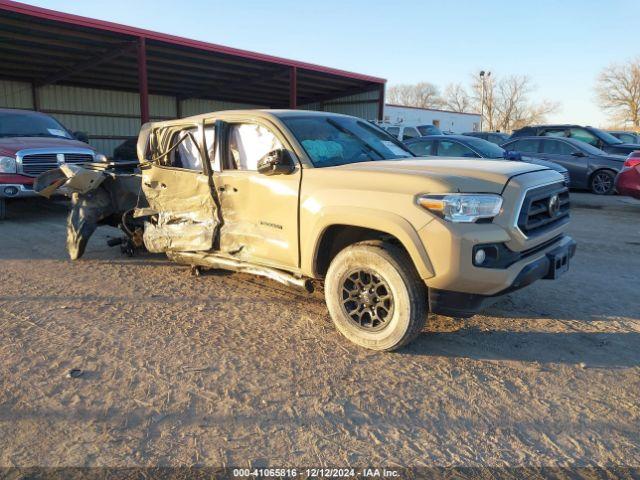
left=548, top=194, right=560, bottom=217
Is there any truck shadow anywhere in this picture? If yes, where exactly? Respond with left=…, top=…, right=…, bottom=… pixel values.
left=404, top=326, right=640, bottom=368
left=1, top=197, right=69, bottom=221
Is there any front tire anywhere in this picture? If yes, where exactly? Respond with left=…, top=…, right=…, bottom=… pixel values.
left=324, top=241, right=427, bottom=351
left=590, top=170, right=616, bottom=195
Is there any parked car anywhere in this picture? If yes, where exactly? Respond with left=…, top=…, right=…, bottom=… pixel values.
left=462, top=131, right=510, bottom=145
left=35, top=110, right=575, bottom=351
left=502, top=136, right=626, bottom=194
left=381, top=123, right=443, bottom=141
left=608, top=131, right=640, bottom=144
left=404, top=135, right=570, bottom=185
left=0, top=108, right=105, bottom=219
left=511, top=124, right=640, bottom=156
left=615, top=151, right=640, bottom=199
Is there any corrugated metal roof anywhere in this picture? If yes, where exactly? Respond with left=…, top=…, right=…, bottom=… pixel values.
left=0, top=0, right=385, bottom=108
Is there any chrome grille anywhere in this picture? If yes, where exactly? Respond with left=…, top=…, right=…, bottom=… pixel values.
left=517, top=183, right=570, bottom=237
left=20, top=152, right=94, bottom=176
left=562, top=171, right=571, bottom=186
left=64, top=153, right=94, bottom=163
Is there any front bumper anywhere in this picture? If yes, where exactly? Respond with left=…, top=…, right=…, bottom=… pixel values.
left=428, top=236, right=577, bottom=317
left=0, top=183, right=39, bottom=198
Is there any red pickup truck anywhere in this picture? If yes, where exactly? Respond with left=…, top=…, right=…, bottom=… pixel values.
left=0, top=108, right=105, bottom=219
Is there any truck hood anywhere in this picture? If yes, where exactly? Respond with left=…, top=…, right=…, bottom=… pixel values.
left=332, top=158, right=550, bottom=194
left=0, top=137, right=95, bottom=156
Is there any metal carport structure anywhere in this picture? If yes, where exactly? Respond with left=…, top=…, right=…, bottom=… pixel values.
left=0, top=0, right=386, bottom=155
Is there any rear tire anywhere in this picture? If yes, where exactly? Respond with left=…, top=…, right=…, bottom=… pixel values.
left=324, top=241, right=427, bottom=351
left=589, top=170, right=616, bottom=195
left=0, top=198, right=6, bottom=220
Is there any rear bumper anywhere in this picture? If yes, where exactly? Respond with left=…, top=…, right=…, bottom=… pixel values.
left=429, top=236, right=577, bottom=317
left=0, top=183, right=39, bottom=198
left=615, top=169, right=640, bottom=199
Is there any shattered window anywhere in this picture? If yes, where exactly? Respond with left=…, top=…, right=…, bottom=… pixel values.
left=172, top=129, right=203, bottom=171
left=228, top=123, right=282, bottom=171
left=167, top=126, right=219, bottom=172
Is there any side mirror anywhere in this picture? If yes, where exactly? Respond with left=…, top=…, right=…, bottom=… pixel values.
left=73, top=131, right=89, bottom=143
left=503, top=150, right=523, bottom=161
left=257, top=149, right=295, bottom=175
left=571, top=151, right=586, bottom=157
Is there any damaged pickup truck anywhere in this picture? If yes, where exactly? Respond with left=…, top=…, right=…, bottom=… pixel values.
left=36, top=110, right=576, bottom=351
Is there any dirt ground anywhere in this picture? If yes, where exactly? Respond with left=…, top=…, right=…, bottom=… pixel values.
left=0, top=192, right=639, bottom=469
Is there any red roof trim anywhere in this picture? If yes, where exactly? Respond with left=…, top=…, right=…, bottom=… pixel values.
left=0, top=0, right=386, bottom=84
left=386, top=103, right=481, bottom=116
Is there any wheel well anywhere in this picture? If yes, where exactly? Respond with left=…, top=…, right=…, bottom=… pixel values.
left=315, top=225, right=408, bottom=277
left=589, top=168, right=617, bottom=182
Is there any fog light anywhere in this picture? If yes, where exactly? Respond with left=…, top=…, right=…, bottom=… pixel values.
left=474, top=248, right=486, bottom=265
left=3, top=186, right=19, bottom=196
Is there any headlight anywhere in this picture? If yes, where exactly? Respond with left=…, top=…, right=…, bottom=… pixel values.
left=418, top=193, right=503, bottom=223
left=0, top=156, right=17, bottom=173
left=95, top=153, right=108, bottom=162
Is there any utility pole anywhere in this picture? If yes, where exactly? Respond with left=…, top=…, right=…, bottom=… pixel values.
left=479, top=70, right=490, bottom=132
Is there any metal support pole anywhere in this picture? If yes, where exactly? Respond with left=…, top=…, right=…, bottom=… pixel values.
left=289, top=66, right=297, bottom=109
left=378, top=83, right=385, bottom=121
left=137, top=36, right=150, bottom=124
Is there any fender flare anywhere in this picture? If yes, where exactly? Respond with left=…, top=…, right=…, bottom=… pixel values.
left=304, top=206, right=435, bottom=279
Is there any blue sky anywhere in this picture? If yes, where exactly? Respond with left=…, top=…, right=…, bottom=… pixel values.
left=25, top=0, right=639, bottom=126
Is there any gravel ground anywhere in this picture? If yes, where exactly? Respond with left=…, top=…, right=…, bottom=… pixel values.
left=0, top=192, right=638, bottom=469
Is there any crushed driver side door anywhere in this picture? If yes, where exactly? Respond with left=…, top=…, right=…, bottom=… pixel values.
left=138, top=121, right=220, bottom=253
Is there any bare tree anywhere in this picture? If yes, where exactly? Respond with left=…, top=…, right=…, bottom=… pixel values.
left=443, top=83, right=471, bottom=112
left=596, top=58, right=640, bottom=127
left=386, top=82, right=443, bottom=108
left=470, top=73, right=558, bottom=132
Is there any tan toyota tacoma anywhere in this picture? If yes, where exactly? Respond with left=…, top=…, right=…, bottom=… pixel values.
left=36, top=110, right=576, bottom=351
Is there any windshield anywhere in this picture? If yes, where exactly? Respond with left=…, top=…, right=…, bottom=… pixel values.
left=0, top=111, right=73, bottom=139
left=417, top=125, right=442, bottom=136
left=282, top=115, right=414, bottom=167
left=462, top=137, right=506, bottom=158
left=591, top=127, right=623, bottom=144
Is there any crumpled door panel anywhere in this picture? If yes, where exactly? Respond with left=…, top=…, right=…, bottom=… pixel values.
left=139, top=165, right=218, bottom=253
